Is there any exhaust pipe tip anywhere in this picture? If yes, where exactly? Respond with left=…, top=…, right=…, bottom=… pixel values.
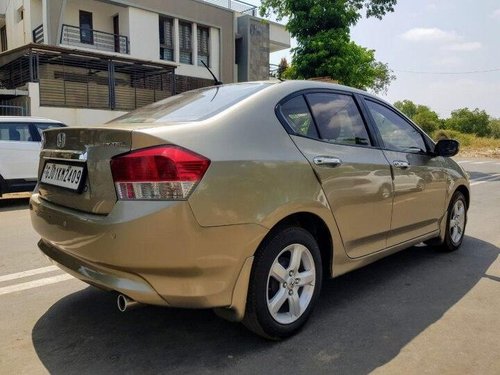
left=117, top=294, right=140, bottom=312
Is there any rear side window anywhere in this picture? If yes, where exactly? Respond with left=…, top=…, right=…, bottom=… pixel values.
left=0, top=123, right=32, bottom=141
left=306, top=93, right=371, bottom=146
left=113, top=83, right=273, bottom=123
left=279, top=95, right=318, bottom=138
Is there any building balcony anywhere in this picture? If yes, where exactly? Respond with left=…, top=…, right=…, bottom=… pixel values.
left=203, top=0, right=258, bottom=16
left=60, top=24, right=129, bottom=55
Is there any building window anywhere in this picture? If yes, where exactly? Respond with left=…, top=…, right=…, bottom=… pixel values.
left=0, top=26, right=7, bottom=52
left=159, top=17, right=174, bottom=62
left=17, top=7, right=24, bottom=22
left=197, top=26, right=209, bottom=66
left=179, top=21, right=192, bottom=64
left=79, top=10, right=94, bottom=44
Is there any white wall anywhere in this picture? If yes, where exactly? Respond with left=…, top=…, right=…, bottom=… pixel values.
left=63, top=0, right=124, bottom=35
left=127, top=7, right=158, bottom=61
left=4, top=0, right=32, bottom=49
left=28, top=83, right=126, bottom=127
left=30, top=0, right=43, bottom=31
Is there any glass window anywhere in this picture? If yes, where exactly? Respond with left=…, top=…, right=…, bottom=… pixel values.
left=34, top=123, right=64, bottom=138
left=306, top=93, right=371, bottom=146
left=0, top=26, right=7, bottom=52
left=113, top=82, right=273, bottom=123
left=179, top=22, right=192, bottom=64
left=79, top=10, right=93, bottom=44
left=0, top=123, right=32, bottom=141
left=197, top=26, right=210, bottom=66
left=159, top=17, right=174, bottom=62
left=365, top=100, right=427, bottom=153
left=279, top=95, right=318, bottom=138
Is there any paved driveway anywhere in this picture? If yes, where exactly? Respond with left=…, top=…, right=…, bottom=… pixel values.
left=1, top=158, right=499, bottom=374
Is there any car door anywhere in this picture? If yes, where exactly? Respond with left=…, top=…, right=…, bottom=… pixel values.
left=0, top=123, right=39, bottom=180
left=362, top=99, right=447, bottom=246
left=279, top=91, right=393, bottom=258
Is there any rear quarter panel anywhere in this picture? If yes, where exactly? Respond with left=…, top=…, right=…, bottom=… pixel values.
left=131, top=84, right=336, bottom=230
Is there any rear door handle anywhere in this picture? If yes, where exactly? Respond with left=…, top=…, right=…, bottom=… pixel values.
left=393, top=160, right=410, bottom=169
left=313, top=156, right=342, bottom=167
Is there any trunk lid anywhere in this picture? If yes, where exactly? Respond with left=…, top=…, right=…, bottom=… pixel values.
left=38, top=127, right=132, bottom=214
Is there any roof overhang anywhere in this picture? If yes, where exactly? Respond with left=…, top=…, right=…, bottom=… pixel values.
left=0, top=43, right=178, bottom=71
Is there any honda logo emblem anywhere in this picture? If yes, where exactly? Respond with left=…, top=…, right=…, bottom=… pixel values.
left=56, top=132, right=66, bottom=148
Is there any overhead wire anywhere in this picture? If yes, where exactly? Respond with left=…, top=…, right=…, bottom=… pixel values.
left=393, top=68, right=500, bottom=75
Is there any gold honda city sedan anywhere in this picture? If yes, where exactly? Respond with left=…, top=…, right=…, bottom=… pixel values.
left=30, top=81, right=469, bottom=339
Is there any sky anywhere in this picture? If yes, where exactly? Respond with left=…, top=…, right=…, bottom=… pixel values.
left=248, top=0, right=500, bottom=118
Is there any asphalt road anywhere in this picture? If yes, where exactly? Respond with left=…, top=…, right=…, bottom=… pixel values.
left=1, top=158, right=499, bottom=375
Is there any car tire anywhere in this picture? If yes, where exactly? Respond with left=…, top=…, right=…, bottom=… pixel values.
left=243, top=226, right=322, bottom=340
left=434, top=191, right=467, bottom=252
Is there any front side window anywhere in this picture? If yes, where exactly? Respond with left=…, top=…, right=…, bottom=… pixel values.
left=306, top=93, right=371, bottom=146
left=179, top=21, right=192, bottom=64
left=159, top=17, right=174, bottom=61
left=197, top=26, right=210, bottom=66
left=279, top=95, right=318, bottom=138
left=0, top=124, right=32, bottom=142
left=365, top=100, right=427, bottom=153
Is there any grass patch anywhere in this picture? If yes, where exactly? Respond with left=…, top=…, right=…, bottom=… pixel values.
left=432, top=130, right=500, bottom=158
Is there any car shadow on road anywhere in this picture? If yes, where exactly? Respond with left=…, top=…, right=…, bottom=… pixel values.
left=0, top=197, right=30, bottom=212
left=32, top=236, right=499, bottom=375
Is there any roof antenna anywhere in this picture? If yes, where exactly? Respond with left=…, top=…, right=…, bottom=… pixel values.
left=201, top=60, right=223, bottom=86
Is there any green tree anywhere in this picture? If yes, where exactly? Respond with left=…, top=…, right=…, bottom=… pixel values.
left=394, top=100, right=417, bottom=119
left=412, top=106, right=440, bottom=134
left=446, top=108, right=491, bottom=137
left=276, top=57, right=289, bottom=79
left=489, top=119, right=500, bottom=139
left=394, top=100, right=441, bottom=134
left=260, top=0, right=397, bottom=93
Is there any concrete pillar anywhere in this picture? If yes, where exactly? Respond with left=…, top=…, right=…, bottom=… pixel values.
left=173, top=18, right=179, bottom=63
left=192, top=23, right=198, bottom=66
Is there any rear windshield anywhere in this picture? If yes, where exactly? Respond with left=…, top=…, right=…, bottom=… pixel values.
left=112, top=83, right=273, bottom=124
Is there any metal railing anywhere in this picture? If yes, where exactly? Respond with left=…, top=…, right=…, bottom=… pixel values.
left=33, top=24, right=44, bottom=44
left=60, top=24, right=129, bottom=54
left=202, top=0, right=258, bottom=16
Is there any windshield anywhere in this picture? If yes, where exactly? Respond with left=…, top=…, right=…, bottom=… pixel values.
left=112, top=83, right=273, bottom=124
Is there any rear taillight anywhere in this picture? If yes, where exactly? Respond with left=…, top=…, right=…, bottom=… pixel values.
left=110, top=145, right=210, bottom=200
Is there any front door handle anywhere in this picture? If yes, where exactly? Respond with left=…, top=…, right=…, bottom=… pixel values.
left=313, top=156, right=342, bottom=167
left=393, top=160, right=410, bottom=169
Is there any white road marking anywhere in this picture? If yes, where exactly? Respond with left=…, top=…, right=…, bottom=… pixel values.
left=457, top=160, right=472, bottom=164
left=470, top=173, right=500, bottom=183
left=0, top=274, right=74, bottom=296
left=0, top=265, right=59, bottom=283
left=471, top=176, right=500, bottom=186
left=469, top=161, right=491, bottom=165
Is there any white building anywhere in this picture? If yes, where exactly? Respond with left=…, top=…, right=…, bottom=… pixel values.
left=0, top=0, right=290, bottom=125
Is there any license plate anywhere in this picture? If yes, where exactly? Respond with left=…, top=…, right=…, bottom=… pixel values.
left=41, top=162, right=86, bottom=192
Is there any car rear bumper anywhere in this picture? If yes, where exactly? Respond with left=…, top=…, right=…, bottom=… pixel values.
left=38, top=238, right=169, bottom=306
left=30, top=193, right=267, bottom=309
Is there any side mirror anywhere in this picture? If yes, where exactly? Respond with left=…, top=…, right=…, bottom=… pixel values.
left=435, top=139, right=459, bottom=157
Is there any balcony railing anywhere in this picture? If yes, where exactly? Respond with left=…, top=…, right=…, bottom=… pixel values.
left=60, top=24, right=129, bottom=54
left=33, top=24, right=44, bottom=44
left=202, top=0, right=258, bottom=16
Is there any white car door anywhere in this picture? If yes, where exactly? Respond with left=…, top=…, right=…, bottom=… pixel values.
left=0, top=123, right=40, bottom=180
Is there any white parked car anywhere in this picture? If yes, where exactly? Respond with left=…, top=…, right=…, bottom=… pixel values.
left=0, top=117, right=66, bottom=197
